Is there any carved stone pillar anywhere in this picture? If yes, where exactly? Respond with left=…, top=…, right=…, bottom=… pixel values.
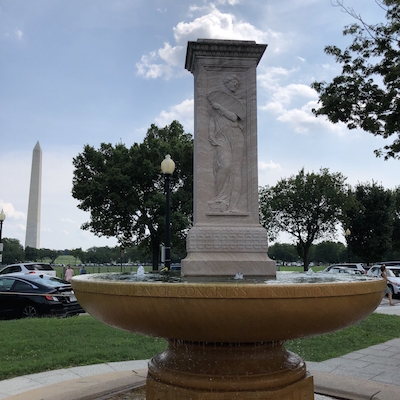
left=182, top=39, right=275, bottom=276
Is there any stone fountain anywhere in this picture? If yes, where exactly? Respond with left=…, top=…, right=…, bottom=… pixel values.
left=72, top=40, right=385, bottom=399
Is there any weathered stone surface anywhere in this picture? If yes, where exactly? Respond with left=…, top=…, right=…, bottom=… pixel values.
left=182, top=39, right=275, bottom=276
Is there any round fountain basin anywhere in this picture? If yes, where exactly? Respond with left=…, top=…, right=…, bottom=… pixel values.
left=72, top=273, right=385, bottom=343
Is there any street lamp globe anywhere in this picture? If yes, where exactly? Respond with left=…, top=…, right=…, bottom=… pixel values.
left=0, top=209, right=5, bottom=223
left=161, top=154, right=175, bottom=175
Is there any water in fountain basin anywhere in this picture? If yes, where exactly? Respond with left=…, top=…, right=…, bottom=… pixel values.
left=85, top=270, right=377, bottom=285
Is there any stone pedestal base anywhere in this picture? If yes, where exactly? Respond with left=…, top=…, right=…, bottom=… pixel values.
left=146, top=341, right=314, bottom=400
left=182, top=225, right=276, bottom=276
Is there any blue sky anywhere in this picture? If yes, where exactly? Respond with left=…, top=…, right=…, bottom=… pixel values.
left=1, top=0, right=398, bottom=251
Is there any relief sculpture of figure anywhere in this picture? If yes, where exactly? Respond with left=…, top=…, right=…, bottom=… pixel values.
left=207, top=75, right=246, bottom=213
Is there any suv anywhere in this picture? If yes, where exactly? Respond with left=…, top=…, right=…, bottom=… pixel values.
left=367, top=265, right=400, bottom=296
left=0, top=263, right=57, bottom=277
left=322, top=263, right=366, bottom=274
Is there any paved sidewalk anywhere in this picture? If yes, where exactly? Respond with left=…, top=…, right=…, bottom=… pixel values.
left=1, top=302, right=399, bottom=400
left=309, top=300, right=400, bottom=399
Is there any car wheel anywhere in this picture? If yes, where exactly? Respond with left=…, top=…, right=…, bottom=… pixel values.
left=21, top=304, right=39, bottom=318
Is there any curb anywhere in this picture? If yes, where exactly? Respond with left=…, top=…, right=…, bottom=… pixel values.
left=312, top=371, right=400, bottom=400
left=5, top=369, right=147, bottom=400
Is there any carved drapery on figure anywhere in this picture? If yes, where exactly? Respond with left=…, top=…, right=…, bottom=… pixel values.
left=207, top=75, right=245, bottom=213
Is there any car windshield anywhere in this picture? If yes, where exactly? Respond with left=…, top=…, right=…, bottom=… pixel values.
left=22, top=264, right=53, bottom=271
left=387, top=270, right=396, bottom=277
left=388, top=269, right=400, bottom=277
left=29, top=276, right=70, bottom=287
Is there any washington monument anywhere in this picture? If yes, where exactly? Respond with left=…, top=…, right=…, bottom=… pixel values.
left=25, top=141, right=42, bottom=249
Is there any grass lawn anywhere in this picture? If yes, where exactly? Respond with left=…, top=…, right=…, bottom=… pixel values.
left=1, top=313, right=399, bottom=381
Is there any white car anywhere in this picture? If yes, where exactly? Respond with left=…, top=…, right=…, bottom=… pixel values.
left=324, top=266, right=363, bottom=275
left=322, top=263, right=366, bottom=274
left=0, top=263, right=57, bottom=277
left=367, top=265, right=400, bottom=296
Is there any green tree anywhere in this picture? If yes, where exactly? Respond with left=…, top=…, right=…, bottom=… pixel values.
left=38, top=249, right=62, bottom=264
left=259, top=168, right=349, bottom=270
left=312, top=0, right=400, bottom=159
left=70, top=248, right=84, bottom=265
left=1, top=238, right=25, bottom=265
left=85, top=246, right=117, bottom=264
left=25, top=246, right=38, bottom=261
left=313, top=241, right=347, bottom=265
left=268, top=243, right=298, bottom=265
left=124, top=246, right=143, bottom=264
left=343, top=182, right=394, bottom=264
left=72, top=121, right=193, bottom=270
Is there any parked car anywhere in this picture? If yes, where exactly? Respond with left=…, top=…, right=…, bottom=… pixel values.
left=0, top=262, right=56, bottom=277
left=322, top=263, right=366, bottom=274
left=370, top=261, right=400, bottom=268
left=0, top=275, right=84, bottom=319
left=367, top=265, right=400, bottom=296
left=323, top=266, right=363, bottom=275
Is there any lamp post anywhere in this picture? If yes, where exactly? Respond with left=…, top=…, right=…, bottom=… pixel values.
left=161, top=155, right=175, bottom=271
left=345, top=228, right=351, bottom=263
left=0, top=209, right=6, bottom=265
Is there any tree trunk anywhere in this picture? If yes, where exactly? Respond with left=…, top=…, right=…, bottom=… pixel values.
left=303, top=251, right=309, bottom=272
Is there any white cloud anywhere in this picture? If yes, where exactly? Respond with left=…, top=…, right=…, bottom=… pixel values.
left=15, top=29, right=23, bottom=40
left=136, top=43, right=186, bottom=80
left=276, top=100, right=347, bottom=135
left=174, top=8, right=273, bottom=44
left=60, top=218, right=78, bottom=225
left=258, top=67, right=298, bottom=91
left=136, top=51, right=173, bottom=79
left=259, top=161, right=281, bottom=171
left=0, top=200, right=25, bottom=221
left=258, top=66, right=347, bottom=136
left=214, top=0, right=241, bottom=5
left=155, top=99, right=194, bottom=133
left=271, top=83, right=317, bottom=107
left=158, top=42, right=184, bottom=67
left=137, top=6, right=279, bottom=80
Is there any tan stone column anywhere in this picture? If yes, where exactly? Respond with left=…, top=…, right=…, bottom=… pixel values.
left=182, top=39, right=275, bottom=276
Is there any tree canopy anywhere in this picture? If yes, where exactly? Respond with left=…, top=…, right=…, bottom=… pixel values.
left=259, top=168, right=349, bottom=270
left=1, top=238, right=25, bottom=265
left=72, top=121, right=193, bottom=269
left=312, top=0, right=400, bottom=159
left=344, top=182, right=394, bottom=264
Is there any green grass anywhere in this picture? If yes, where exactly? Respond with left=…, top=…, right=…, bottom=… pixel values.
left=0, top=316, right=167, bottom=380
left=286, top=313, right=400, bottom=361
left=1, top=313, right=399, bottom=381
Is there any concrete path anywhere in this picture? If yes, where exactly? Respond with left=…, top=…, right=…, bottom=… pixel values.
left=309, top=299, right=400, bottom=400
left=1, top=300, right=399, bottom=400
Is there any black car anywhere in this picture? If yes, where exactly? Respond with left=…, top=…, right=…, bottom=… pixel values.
left=0, top=275, right=84, bottom=319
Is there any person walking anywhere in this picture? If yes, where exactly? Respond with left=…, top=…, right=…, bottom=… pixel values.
left=381, top=265, right=395, bottom=306
left=64, top=264, right=74, bottom=282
